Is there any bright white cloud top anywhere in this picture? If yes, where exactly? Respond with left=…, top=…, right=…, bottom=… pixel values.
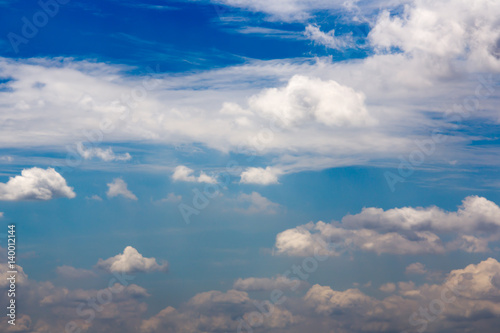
left=106, top=178, right=138, bottom=200
left=96, top=246, right=168, bottom=274
left=275, top=196, right=500, bottom=256
left=0, top=167, right=75, bottom=201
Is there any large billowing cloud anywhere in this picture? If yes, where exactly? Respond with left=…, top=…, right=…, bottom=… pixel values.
left=248, top=75, right=375, bottom=128
left=0, top=167, right=76, bottom=201
left=96, top=246, right=168, bottom=274
left=369, top=0, right=500, bottom=71
left=275, top=196, right=500, bottom=256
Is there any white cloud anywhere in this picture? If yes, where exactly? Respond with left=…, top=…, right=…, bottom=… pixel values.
left=369, top=0, right=500, bottom=71
left=275, top=196, right=500, bottom=256
left=0, top=0, right=499, bottom=176
left=56, top=266, right=97, bottom=279
left=0, top=212, right=3, bottom=218
left=405, top=262, right=427, bottom=275
left=240, top=167, right=280, bottom=185
left=305, top=24, right=354, bottom=50
left=234, top=192, right=280, bottom=214
left=342, top=196, right=500, bottom=234
left=233, top=275, right=307, bottom=291
left=172, top=165, right=217, bottom=184
left=86, top=194, right=103, bottom=201
left=0, top=167, right=76, bottom=201
left=77, top=143, right=132, bottom=162
left=249, top=75, right=375, bottom=128
left=106, top=178, right=138, bottom=200
left=96, top=246, right=168, bottom=274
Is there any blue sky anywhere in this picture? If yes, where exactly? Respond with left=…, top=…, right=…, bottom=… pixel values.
left=1, top=0, right=500, bottom=332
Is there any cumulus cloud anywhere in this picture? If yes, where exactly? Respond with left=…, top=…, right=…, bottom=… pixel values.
left=369, top=0, right=500, bottom=71
left=106, top=178, right=138, bottom=200
left=249, top=75, right=375, bottom=128
left=275, top=196, right=500, bottom=256
left=96, top=246, right=168, bottom=274
left=304, top=284, right=376, bottom=314
left=0, top=167, right=75, bottom=201
left=172, top=165, right=217, bottom=184
left=405, top=262, right=427, bottom=275
left=77, top=143, right=132, bottom=162
left=56, top=266, right=97, bottom=279
left=240, top=167, right=280, bottom=185
left=0, top=212, right=3, bottom=218
left=234, top=192, right=281, bottom=214
left=86, top=194, right=103, bottom=201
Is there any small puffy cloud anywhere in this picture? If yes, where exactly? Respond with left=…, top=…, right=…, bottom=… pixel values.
left=96, top=246, right=168, bottom=274
left=106, top=178, right=138, bottom=200
left=159, top=193, right=182, bottom=203
left=305, top=24, right=354, bottom=50
left=235, top=192, right=280, bottom=214
left=405, top=262, right=427, bottom=275
left=379, top=282, right=396, bottom=293
left=77, top=143, right=132, bottom=162
left=172, top=165, right=217, bottom=184
left=249, top=75, right=375, bottom=128
left=86, top=194, right=103, bottom=201
left=56, top=266, right=97, bottom=279
left=233, top=275, right=307, bottom=291
left=0, top=212, right=3, bottom=218
left=239, top=167, right=280, bottom=185
left=0, top=167, right=75, bottom=201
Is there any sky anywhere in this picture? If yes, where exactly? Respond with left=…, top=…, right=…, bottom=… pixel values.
left=0, top=0, right=500, bottom=332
